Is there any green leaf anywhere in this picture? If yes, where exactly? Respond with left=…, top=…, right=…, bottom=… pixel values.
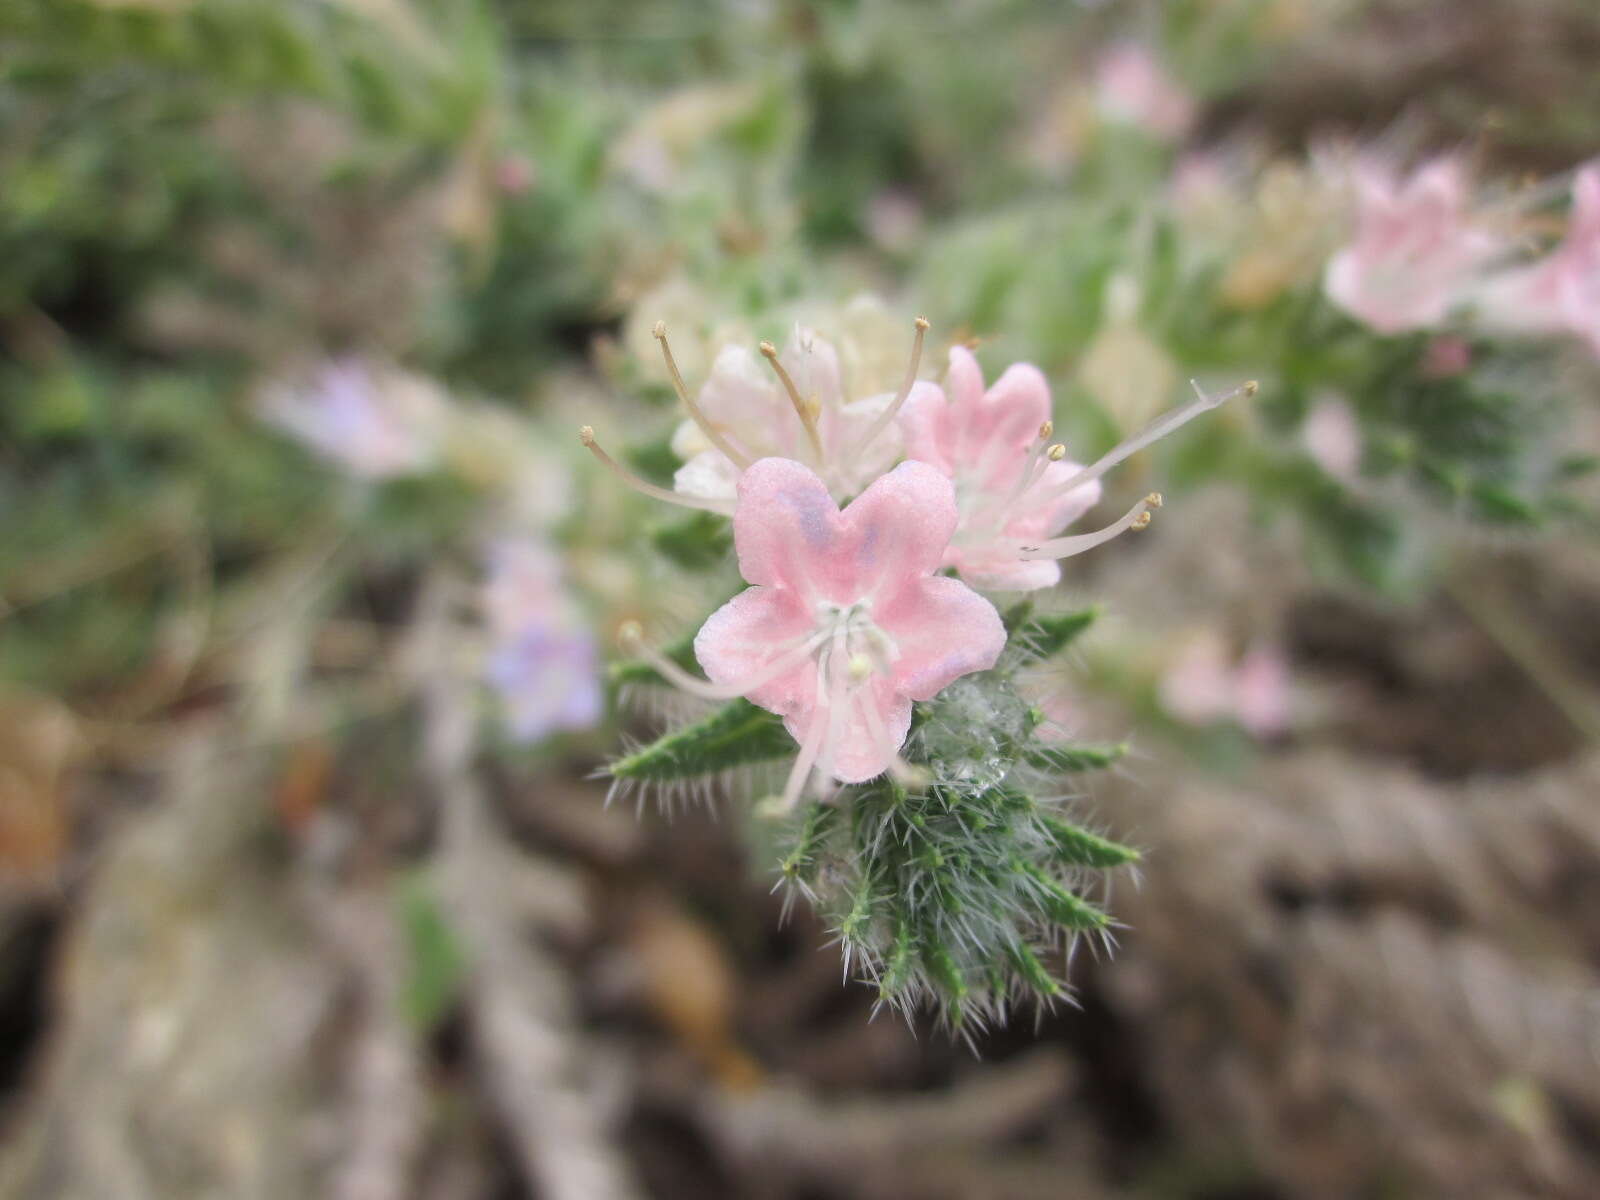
left=1039, top=815, right=1140, bottom=867
left=1006, top=940, right=1060, bottom=997
left=1015, top=606, right=1099, bottom=660
left=1019, top=863, right=1108, bottom=930
left=609, top=698, right=794, bottom=781
left=650, top=510, right=733, bottom=570
left=1025, top=740, right=1128, bottom=773
left=397, top=871, right=466, bottom=1034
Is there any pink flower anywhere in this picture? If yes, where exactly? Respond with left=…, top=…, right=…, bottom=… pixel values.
left=669, top=325, right=925, bottom=503
left=1159, top=631, right=1291, bottom=739
left=1476, top=165, right=1600, bottom=356
left=581, top=318, right=932, bottom=516
left=1324, top=159, right=1499, bottom=334
left=1094, top=42, right=1195, bottom=141
left=899, top=348, right=1249, bottom=592
left=639, top=458, right=1004, bottom=808
left=1302, top=395, right=1362, bottom=482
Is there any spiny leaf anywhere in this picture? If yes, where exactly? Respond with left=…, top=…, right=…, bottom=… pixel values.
left=1006, top=940, right=1060, bottom=997
left=1019, top=862, right=1108, bottom=930
left=1015, top=606, right=1099, bottom=660
left=922, top=939, right=969, bottom=1004
left=1039, top=814, right=1140, bottom=867
left=879, top=918, right=915, bottom=1000
left=1025, top=740, right=1128, bottom=773
left=780, top=802, right=840, bottom=885
left=609, top=698, right=793, bottom=781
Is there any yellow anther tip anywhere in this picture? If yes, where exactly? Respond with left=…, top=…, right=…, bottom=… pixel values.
left=1039, top=421, right=1054, bottom=439
left=617, top=619, right=643, bottom=646
left=578, top=425, right=595, bottom=445
left=1047, top=444, right=1067, bottom=461
left=1243, top=380, right=1260, bottom=397
left=1132, top=512, right=1153, bottom=530
left=1145, top=492, right=1164, bottom=508
left=758, top=340, right=778, bottom=358
left=651, top=320, right=667, bottom=339
left=914, top=316, right=930, bottom=330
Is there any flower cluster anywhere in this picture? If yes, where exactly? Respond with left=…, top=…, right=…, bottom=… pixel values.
left=1325, top=157, right=1600, bottom=357
left=584, top=314, right=1251, bottom=810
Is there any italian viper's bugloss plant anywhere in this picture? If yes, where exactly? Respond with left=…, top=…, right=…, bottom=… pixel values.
left=588, top=313, right=1247, bottom=1031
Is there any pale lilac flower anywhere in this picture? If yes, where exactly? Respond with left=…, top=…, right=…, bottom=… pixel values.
left=259, top=358, right=446, bottom=480
left=1093, top=42, right=1195, bottom=141
left=1324, top=158, right=1499, bottom=334
left=582, top=318, right=931, bottom=513
left=899, top=347, right=1253, bottom=591
left=1476, top=166, right=1600, bottom=356
left=482, top=541, right=602, bottom=741
left=625, top=458, right=1005, bottom=809
left=1302, top=395, right=1362, bottom=482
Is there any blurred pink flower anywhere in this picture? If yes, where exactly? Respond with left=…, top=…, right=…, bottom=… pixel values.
left=1324, top=159, right=1499, bottom=334
left=1302, top=395, right=1362, bottom=482
left=482, top=541, right=602, bottom=741
left=1476, top=165, right=1600, bottom=356
left=259, top=358, right=446, bottom=480
left=1159, top=631, right=1291, bottom=738
left=687, top=458, right=1004, bottom=807
left=494, top=154, right=537, bottom=196
left=1093, top=42, right=1195, bottom=141
left=1422, top=334, right=1473, bottom=378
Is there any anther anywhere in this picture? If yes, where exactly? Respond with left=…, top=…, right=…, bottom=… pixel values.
left=1047, top=444, right=1066, bottom=461
left=1038, top=421, right=1054, bottom=440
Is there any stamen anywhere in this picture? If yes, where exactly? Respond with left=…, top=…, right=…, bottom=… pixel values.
left=857, top=692, right=930, bottom=789
left=1044, top=379, right=1257, bottom=500
left=653, top=322, right=754, bottom=470
left=1013, top=493, right=1163, bottom=560
left=849, top=316, right=931, bottom=460
left=759, top=340, right=826, bottom=462
left=779, top=704, right=829, bottom=812
left=579, top=427, right=735, bottom=514
left=618, top=620, right=823, bottom=700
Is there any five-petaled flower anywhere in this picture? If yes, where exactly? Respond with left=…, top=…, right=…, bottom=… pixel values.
left=632, top=457, right=1006, bottom=808
left=900, top=346, right=1248, bottom=592
left=1324, top=158, right=1499, bottom=335
left=1476, top=165, right=1600, bottom=357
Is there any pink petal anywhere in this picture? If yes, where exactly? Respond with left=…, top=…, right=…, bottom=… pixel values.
left=731, top=457, right=846, bottom=599
left=790, top=682, right=912, bottom=784
left=947, top=550, right=1062, bottom=593
left=694, top=585, right=816, bottom=716
left=898, top=381, right=956, bottom=474
left=970, top=362, right=1052, bottom=457
left=779, top=327, right=843, bottom=412
left=877, top=575, right=1004, bottom=701
left=946, top=345, right=985, bottom=409
left=731, top=458, right=959, bottom=606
